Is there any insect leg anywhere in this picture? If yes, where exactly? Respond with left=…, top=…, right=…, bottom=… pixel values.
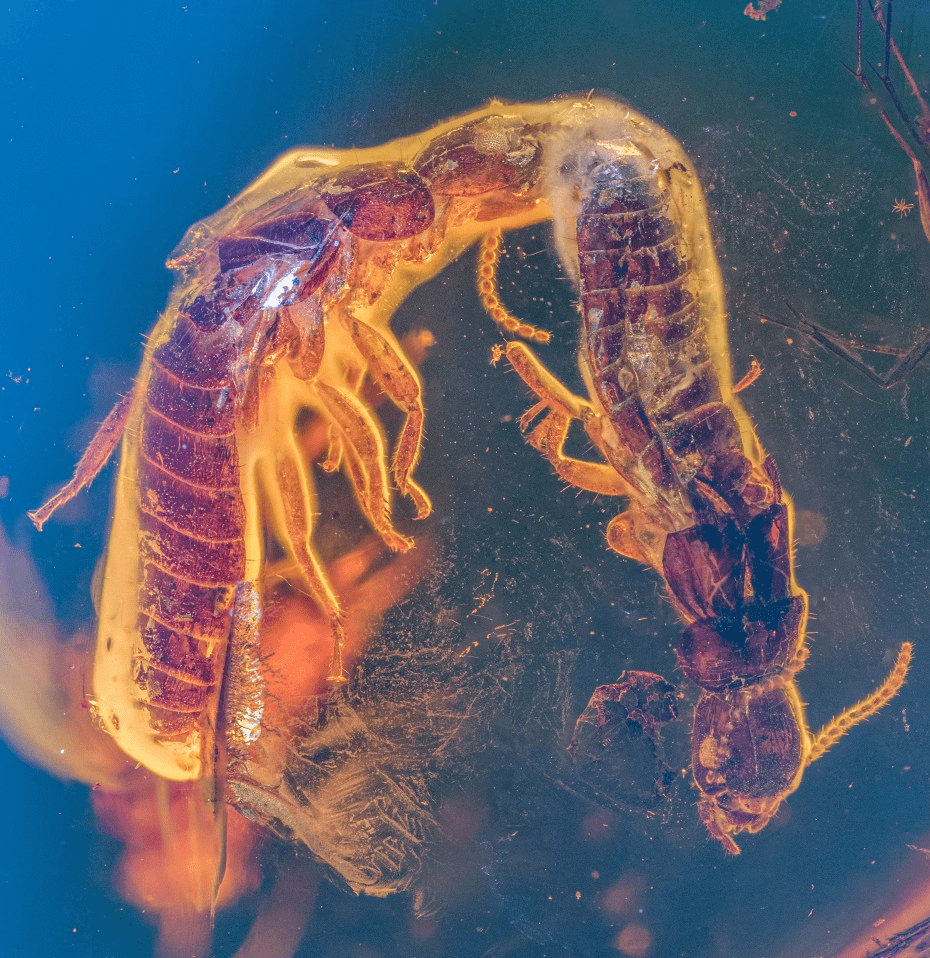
left=315, top=380, right=414, bottom=553
left=342, top=315, right=433, bottom=519
left=732, top=358, right=763, bottom=394
left=320, top=430, right=344, bottom=473
left=259, top=437, right=347, bottom=683
left=523, top=409, right=632, bottom=496
left=282, top=303, right=326, bottom=383
left=505, top=341, right=592, bottom=429
left=505, top=340, right=668, bottom=568
left=605, top=507, right=667, bottom=573
left=29, top=388, right=136, bottom=530
left=505, top=341, right=633, bottom=489
left=807, top=641, right=913, bottom=765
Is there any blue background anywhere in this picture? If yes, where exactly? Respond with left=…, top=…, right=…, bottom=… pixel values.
left=2, top=1, right=929, bottom=956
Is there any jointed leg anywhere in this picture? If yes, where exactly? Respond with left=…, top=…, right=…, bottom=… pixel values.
left=261, top=440, right=347, bottom=683
left=506, top=341, right=591, bottom=423
left=315, top=380, right=413, bottom=554
left=505, top=341, right=633, bottom=495
left=29, top=389, right=136, bottom=530
left=320, top=429, right=343, bottom=473
left=344, top=316, right=432, bottom=519
left=605, top=508, right=666, bottom=573
left=525, top=410, right=632, bottom=496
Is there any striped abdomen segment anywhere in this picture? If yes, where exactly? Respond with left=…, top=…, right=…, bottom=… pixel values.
left=578, top=161, right=744, bottom=500
left=135, top=313, right=245, bottom=738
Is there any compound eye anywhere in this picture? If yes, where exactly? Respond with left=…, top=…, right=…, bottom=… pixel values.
left=414, top=115, right=541, bottom=197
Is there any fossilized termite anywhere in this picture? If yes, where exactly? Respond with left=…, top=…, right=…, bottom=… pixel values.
left=477, top=96, right=912, bottom=852
left=28, top=101, right=555, bottom=785
left=28, top=92, right=911, bottom=859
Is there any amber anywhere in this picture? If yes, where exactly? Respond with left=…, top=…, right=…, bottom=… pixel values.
left=26, top=96, right=911, bottom=871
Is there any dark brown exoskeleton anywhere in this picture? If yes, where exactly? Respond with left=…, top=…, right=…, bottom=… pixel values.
left=27, top=102, right=563, bottom=786
left=483, top=96, right=912, bottom=853
left=27, top=92, right=913, bottom=866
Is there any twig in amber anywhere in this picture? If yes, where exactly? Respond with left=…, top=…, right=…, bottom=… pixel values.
left=868, top=0, right=930, bottom=149
left=760, top=303, right=930, bottom=389
left=853, top=1, right=930, bottom=244
left=767, top=4, right=930, bottom=386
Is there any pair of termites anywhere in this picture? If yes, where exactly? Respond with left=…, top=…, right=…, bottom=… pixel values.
left=32, top=94, right=909, bottom=857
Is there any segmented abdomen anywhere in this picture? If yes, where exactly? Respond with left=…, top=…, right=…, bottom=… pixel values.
left=134, top=313, right=244, bottom=739
left=577, top=157, right=744, bottom=504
